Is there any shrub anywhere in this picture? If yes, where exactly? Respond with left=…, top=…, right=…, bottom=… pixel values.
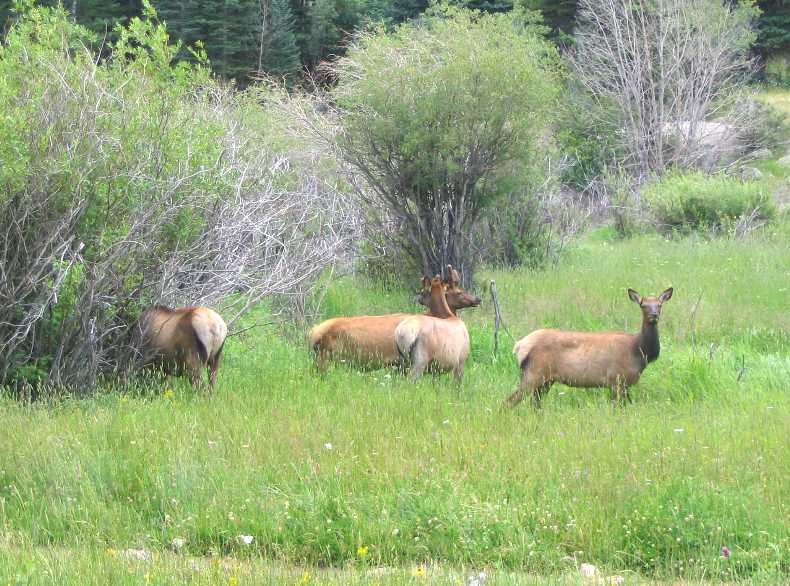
left=0, top=4, right=355, bottom=390
left=642, top=172, right=777, bottom=234
left=325, top=4, right=561, bottom=285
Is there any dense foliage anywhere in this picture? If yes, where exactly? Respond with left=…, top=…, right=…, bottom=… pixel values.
left=328, top=6, right=561, bottom=282
left=0, top=3, right=353, bottom=388
left=642, top=172, right=777, bottom=234
left=1, top=0, right=783, bottom=84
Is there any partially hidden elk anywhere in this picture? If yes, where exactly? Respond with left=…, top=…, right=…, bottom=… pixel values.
left=309, top=267, right=480, bottom=372
left=395, top=275, right=472, bottom=383
left=507, top=287, right=674, bottom=408
left=133, top=305, right=228, bottom=389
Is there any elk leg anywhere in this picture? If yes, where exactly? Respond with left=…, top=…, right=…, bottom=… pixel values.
left=452, top=363, right=464, bottom=385
left=408, top=345, right=429, bottom=383
left=313, top=347, right=329, bottom=374
left=610, top=381, right=630, bottom=406
left=207, top=342, right=225, bottom=390
left=208, top=354, right=222, bottom=390
left=532, top=382, right=552, bottom=409
left=505, top=374, right=531, bottom=408
left=186, top=352, right=204, bottom=389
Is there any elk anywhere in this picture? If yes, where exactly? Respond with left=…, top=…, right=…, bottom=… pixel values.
left=506, top=287, right=674, bottom=408
left=309, top=267, right=480, bottom=372
left=133, top=305, right=228, bottom=389
left=395, top=275, right=471, bottom=383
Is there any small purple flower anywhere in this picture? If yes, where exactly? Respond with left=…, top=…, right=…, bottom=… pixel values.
left=720, top=546, right=731, bottom=558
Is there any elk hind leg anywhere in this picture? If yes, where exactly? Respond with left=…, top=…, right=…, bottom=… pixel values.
left=506, top=372, right=536, bottom=408
left=208, top=342, right=225, bottom=389
left=408, top=343, right=430, bottom=383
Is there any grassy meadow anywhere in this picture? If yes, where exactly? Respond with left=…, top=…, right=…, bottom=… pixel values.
left=1, top=220, right=788, bottom=584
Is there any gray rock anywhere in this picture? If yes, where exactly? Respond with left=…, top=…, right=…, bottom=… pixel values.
left=740, top=167, right=763, bottom=181
left=749, top=148, right=773, bottom=160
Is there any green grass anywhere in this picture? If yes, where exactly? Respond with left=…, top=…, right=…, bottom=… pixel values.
left=1, top=223, right=788, bottom=584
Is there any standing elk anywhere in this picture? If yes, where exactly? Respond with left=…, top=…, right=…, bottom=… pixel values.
left=133, top=305, right=228, bottom=389
left=507, top=287, right=674, bottom=408
left=395, top=275, right=472, bottom=383
left=309, top=267, right=480, bottom=372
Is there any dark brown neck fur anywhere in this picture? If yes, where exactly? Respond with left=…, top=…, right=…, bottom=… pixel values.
left=428, top=283, right=453, bottom=319
left=635, top=317, right=660, bottom=367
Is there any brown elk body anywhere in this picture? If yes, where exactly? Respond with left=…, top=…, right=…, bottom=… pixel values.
left=309, top=268, right=480, bottom=372
left=507, top=287, right=673, bottom=408
left=135, top=305, right=228, bottom=388
left=395, top=275, right=471, bottom=383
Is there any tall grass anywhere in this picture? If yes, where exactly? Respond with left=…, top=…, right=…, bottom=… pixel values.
left=0, top=226, right=788, bottom=584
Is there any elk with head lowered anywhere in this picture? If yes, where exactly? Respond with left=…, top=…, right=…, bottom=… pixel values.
left=507, top=287, right=674, bottom=408
left=131, top=305, right=228, bottom=389
left=395, top=274, right=472, bottom=383
left=309, top=267, right=480, bottom=372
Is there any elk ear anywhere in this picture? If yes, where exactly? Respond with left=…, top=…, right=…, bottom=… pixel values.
left=659, top=287, right=674, bottom=302
left=628, top=288, right=642, bottom=304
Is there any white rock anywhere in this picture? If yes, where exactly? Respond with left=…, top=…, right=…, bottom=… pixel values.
left=120, top=548, right=152, bottom=562
left=579, top=563, right=599, bottom=578
left=237, top=534, right=254, bottom=545
left=740, top=166, right=763, bottom=181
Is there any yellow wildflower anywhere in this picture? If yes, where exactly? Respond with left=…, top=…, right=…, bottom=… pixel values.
left=299, top=571, right=311, bottom=584
left=228, top=577, right=239, bottom=586
left=357, top=545, right=369, bottom=557
left=163, top=388, right=175, bottom=399
left=412, top=566, right=427, bottom=578
left=105, top=548, right=116, bottom=557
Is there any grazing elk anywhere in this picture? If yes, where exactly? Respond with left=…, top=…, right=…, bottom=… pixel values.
left=133, top=305, right=228, bottom=389
left=507, top=287, right=674, bottom=408
left=395, top=275, right=471, bottom=383
left=309, top=268, right=480, bottom=372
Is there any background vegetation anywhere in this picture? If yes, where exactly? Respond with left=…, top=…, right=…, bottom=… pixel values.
left=1, top=0, right=789, bottom=583
left=0, top=1, right=787, bottom=85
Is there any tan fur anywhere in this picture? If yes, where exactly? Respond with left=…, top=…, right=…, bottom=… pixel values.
left=309, top=313, right=411, bottom=370
left=395, top=315, right=470, bottom=382
left=395, top=276, right=471, bottom=383
left=507, top=287, right=673, bottom=408
left=136, top=306, right=228, bottom=388
left=310, top=267, right=479, bottom=372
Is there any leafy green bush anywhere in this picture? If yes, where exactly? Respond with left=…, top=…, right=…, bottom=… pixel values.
left=642, top=172, right=777, bottom=233
left=328, top=4, right=561, bottom=283
left=0, top=3, right=353, bottom=389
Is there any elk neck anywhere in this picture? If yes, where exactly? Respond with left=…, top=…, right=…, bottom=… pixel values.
left=635, top=315, right=660, bottom=365
left=428, top=285, right=454, bottom=319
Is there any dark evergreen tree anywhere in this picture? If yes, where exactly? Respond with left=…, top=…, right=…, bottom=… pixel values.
left=755, top=0, right=790, bottom=55
left=155, top=0, right=259, bottom=81
left=307, top=0, right=341, bottom=66
left=261, top=0, right=301, bottom=79
left=387, top=0, right=429, bottom=24
left=522, top=0, right=577, bottom=43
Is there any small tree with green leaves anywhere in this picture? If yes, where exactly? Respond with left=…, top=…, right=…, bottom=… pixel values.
left=326, top=5, right=560, bottom=283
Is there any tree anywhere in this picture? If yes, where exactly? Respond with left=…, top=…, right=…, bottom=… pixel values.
left=326, top=6, right=560, bottom=282
left=306, top=0, right=341, bottom=67
left=573, top=0, right=759, bottom=176
left=155, top=0, right=260, bottom=81
left=261, top=0, right=301, bottom=79
left=755, top=0, right=790, bottom=56
left=0, top=4, right=356, bottom=389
